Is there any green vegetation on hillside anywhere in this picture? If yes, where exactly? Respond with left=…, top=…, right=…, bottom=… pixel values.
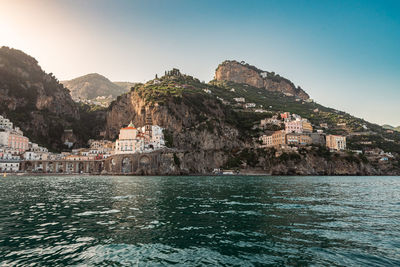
left=127, top=69, right=400, bottom=154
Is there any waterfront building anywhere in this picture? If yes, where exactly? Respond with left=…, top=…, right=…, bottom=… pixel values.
left=0, top=161, right=20, bottom=172
left=326, top=135, right=346, bottom=151
left=115, top=122, right=145, bottom=154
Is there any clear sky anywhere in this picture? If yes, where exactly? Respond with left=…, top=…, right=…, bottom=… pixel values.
left=0, top=0, right=399, bottom=126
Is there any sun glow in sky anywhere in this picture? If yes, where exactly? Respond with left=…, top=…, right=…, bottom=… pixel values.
left=1, top=0, right=399, bottom=126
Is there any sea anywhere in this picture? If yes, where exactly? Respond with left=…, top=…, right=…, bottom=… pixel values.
left=0, top=175, right=399, bottom=266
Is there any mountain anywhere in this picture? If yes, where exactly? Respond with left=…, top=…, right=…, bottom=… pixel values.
left=61, top=73, right=131, bottom=105
left=215, top=60, right=309, bottom=100
left=106, top=67, right=400, bottom=175
left=0, top=47, right=106, bottom=150
left=113, top=81, right=137, bottom=92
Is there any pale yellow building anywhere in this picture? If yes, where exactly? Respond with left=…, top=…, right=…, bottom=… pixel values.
left=326, top=135, right=346, bottom=151
left=302, top=120, right=313, bottom=133
left=286, top=133, right=313, bottom=146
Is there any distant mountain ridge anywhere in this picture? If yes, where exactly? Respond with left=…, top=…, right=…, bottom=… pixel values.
left=113, top=81, right=137, bottom=92
left=61, top=73, right=133, bottom=104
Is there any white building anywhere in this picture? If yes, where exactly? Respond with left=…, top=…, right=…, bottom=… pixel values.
left=140, top=125, right=165, bottom=150
left=0, top=161, right=20, bottom=172
left=115, top=122, right=165, bottom=154
left=233, top=97, right=245, bottom=103
left=115, top=122, right=145, bottom=154
left=0, top=115, right=13, bottom=130
left=244, top=103, right=256, bottom=109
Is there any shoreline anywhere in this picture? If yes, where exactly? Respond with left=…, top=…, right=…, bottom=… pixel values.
left=3, top=172, right=400, bottom=177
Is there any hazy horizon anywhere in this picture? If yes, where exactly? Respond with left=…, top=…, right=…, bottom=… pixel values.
left=1, top=0, right=399, bottom=126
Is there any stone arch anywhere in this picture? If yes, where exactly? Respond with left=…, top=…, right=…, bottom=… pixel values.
left=25, top=161, right=33, bottom=172
left=67, top=162, right=74, bottom=173
left=78, top=162, right=84, bottom=173
left=122, top=157, right=132, bottom=174
left=139, top=155, right=151, bottom=166
left=48, top=161, right=54, bottom=172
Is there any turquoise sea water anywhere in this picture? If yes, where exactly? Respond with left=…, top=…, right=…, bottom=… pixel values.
left=0, top=175, right=399, bottom=266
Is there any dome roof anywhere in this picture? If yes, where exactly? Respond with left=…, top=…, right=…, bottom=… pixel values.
left=121, top=121, right=136, bottom=130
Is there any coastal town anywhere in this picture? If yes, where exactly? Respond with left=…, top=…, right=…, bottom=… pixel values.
left=0, top=108, right=394, bottom=174
left=0, top=114, right=166, bottom=173
left=258, top=112, right=346, bottom=151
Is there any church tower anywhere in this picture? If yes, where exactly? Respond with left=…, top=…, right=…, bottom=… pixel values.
left=144, top=107, right=153, bottom=142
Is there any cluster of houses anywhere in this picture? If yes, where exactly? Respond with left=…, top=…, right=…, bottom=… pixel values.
left=0, top=114, right=166, bottom=173
left=259, top=112, right=347, bottom=151
left=72, top=95, right=113, bottom=107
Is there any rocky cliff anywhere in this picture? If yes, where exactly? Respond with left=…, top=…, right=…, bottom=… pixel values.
left=106, top=74, right=245, bottom=172
left=106, top=71, right=400, bottom=175
left=0, top=47, right=105, bottom=150
left=215, top=60, right=309, bottom=100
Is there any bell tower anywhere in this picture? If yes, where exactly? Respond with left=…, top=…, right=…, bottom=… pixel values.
left=144, top=107, right=152, bottom=142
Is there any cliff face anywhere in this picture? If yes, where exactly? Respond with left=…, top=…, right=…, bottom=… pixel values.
left=106, top=82, right=245, bottom=172
left=215, top=60, right=309, bottom=100
left=0, top=47, right=104, bottom=150
left=0, top=47, right=78, bottom=118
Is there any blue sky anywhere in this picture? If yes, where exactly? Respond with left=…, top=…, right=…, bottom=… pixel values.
left=0, top=0, right=399, bottom=125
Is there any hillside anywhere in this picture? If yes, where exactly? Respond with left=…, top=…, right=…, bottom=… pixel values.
left=61, top=73, right=131, bottom=105
left=0, top=47, right=106, bottom=150
left=106, top=67, right=400, bottom=175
